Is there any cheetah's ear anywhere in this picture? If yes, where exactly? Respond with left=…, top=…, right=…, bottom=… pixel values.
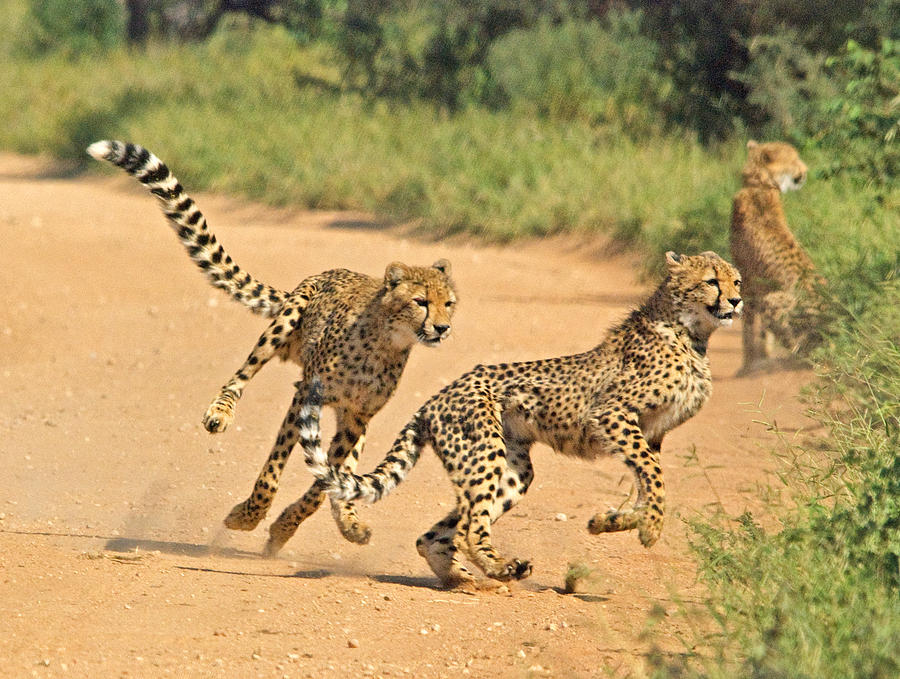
left=699, top=250, right=720, bottom=260
left=665, top=251, right=683, bottom=267
left=747, top=139, right=759, bottom=150
left=385, top=262, right=410, bottom=287
left=431, top=258, right=451, bottom=276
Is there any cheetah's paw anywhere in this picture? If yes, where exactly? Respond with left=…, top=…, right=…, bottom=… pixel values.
left=491, top=558, right=532, bottom=582
left=203, top=401, right=234, bottom=433
left=223, top=498, right=266, bottom=531
left=338, top=519, right=372, bottom=545
left=638, top=515, right=662, bottom=548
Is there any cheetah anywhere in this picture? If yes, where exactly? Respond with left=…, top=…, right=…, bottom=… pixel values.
left=88, top=140, right=458, bottom=548
left=298, top=251, right=742, bottom=588
left=731, top=140, right=824, bottom=372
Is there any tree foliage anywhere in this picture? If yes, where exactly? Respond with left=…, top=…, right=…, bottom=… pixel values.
left=817, top=38, right=900, bottom=186
left=24, top=0, right=900, bottom=151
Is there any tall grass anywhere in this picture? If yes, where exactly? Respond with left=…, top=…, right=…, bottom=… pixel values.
left=653, top=281, right=899, bottom=679
left=642, top=139, right=899, bottom=677
left=0, top=6, right=742, bottom=242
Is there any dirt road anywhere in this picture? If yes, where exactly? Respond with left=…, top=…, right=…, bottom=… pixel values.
left=0, top=153, right=814, bottom=678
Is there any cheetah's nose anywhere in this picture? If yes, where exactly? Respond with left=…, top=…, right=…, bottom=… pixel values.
left=728, top=297, right=741, bottom=308
left=434, top=324, right=450, bottom=335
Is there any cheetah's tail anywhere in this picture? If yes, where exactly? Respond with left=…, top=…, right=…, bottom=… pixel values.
left=88, top=140, right=288, bottom=318
left=299, top=378, right=426, bottom=504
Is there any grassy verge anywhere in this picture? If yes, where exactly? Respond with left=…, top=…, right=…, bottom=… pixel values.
left=651, top=280, right=899, bottom=678
left=1, top=9, right=744, bottom=243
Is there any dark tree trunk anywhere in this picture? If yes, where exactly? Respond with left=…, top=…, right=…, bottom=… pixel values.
left=126, top=0, right=151, bottom=44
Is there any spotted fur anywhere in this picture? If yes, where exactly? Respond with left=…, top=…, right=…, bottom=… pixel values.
left=89, top=140, right=459, bottom=549
left=300, top=251, right=742, bottom=587
left=730, top=140, right=824, bottom=371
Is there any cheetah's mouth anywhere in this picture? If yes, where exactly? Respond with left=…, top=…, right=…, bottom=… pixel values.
left=418, top=333, right=445, bottom=346
left=707, top=306, right=735, bottom=324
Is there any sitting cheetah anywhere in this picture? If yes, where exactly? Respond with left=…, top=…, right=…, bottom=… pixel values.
left=88, top=140, right=458, bottom=547
left=299, top=251, right=741, bottom=588
left=731, top=140, right=824, bottom=372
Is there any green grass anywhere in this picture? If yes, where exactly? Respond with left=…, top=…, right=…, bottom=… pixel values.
left=0, top=7, right=744, bottom=244
left=653, top=285, right=900, bottom=679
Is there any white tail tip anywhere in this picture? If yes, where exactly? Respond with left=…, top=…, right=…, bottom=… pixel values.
left=86, top=140, right=114, bottom=161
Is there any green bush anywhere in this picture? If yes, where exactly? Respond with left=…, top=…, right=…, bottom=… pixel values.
left=487, top=12, right=670, bottom=136
left=23, top=0, right=123, bottom=56
left=734, top=29, right=834, bottom=139
left=674, top=278, right=900, bottom=679
left=816, top=38, right=900, bottom=187
left=649, top=161, right=900, bottom=676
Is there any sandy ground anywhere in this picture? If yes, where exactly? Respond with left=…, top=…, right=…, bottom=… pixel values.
left=0, top=153, right=816, bottom=678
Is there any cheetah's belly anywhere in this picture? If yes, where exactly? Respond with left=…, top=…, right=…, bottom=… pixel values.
left=503, top=407, right=604, bottom=461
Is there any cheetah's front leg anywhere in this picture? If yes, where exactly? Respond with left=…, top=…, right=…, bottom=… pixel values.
left=223, top=382, right=308, bottom=531
left=326, top=412, right=372, bottom=545
left=585, top=409, right=666, bottom=547
left=203, top=301, right=301, bottom=433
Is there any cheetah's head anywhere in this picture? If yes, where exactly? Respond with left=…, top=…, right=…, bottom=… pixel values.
left=383, top=259, right=458, bottom=348
left=743, top=140, right=808, bottom=193
left=665, top=251, right=742, bottom=338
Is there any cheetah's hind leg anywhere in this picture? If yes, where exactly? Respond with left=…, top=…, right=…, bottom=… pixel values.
left=416, top=510, right=479, bottom=589
left=458, top=427, right=534, bottom=584
left=203, top=388, right=239, bottom=434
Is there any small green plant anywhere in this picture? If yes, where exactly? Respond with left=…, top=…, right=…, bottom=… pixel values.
left=563, top=561, right=594, bottom=594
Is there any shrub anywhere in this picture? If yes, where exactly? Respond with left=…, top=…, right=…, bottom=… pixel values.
left=734, top=29, right=834, bottom=139
left=486, top=12, right=670, bottom=136
left=23, top=0, right=124, bottom=56
left=816, top=38, right=900, bottom=187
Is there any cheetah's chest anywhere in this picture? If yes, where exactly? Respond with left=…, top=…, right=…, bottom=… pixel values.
left=640, top=358, right=712, bottom=443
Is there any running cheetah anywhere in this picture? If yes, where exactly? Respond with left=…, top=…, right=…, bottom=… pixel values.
left=88, top=140, right=458, bottom=547
left=299, top=251, right=741, bottom=587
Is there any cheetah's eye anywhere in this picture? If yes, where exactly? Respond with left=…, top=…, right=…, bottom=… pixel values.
left=705, top=278, right=719, bottom=287
left=445, top=300, right=454, bottom=308
left=413, top=298, right=428, bottom=308
left=735, top=280, right=742, bottom=288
